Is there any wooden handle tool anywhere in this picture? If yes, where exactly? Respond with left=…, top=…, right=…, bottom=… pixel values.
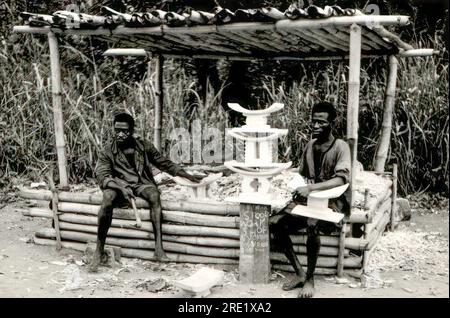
left=130, top=198, right=142, bottom=228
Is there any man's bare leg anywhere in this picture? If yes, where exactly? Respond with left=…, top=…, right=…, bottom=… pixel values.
left=269, top=215, right=306, bottom=290
left=299, top=225, right=320, bottom=298
left=88, top=189, right=116, bottom=272
left=140, top=188, right=170, bottom=262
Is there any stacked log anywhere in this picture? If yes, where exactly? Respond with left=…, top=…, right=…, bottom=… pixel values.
left=20, top=188, right=362, bottom=272
left=19, top=171, right=394, bottom=273
left=361, top=181, right=394, bottom=269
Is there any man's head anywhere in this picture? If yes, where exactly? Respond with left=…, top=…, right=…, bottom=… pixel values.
left=113, top=112, right=134, bottom=144
left=311, top=101, right=336, bottom=140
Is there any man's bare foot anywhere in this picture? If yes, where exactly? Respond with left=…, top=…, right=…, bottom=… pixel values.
left=298, top=278, right=315, bottom=298
left=88, top=251, right=102, bottom=273
left=101, top=251, right=109, bottom=264
left=282, top=275, right=306, bottom=291
left=154, top=250, right=170, bottom=262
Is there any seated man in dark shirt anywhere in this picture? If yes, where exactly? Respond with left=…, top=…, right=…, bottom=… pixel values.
left=269, top=102, right=351, bottom=298
left=89, top=112, right=202, bottom=272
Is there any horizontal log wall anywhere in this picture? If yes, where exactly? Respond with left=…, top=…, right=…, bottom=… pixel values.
left=24, top=208, right=362, bottom=250
left=20, top=183, right=394, bottom=273
left=20, top=188, right=240, bottom=216
left=21, top=188, right=390, bottom=224
left=57, top=202, right=240, bottom=228
left=35, top=229, right=359, bottom=268
left=34, top=236, right=238, bottom=264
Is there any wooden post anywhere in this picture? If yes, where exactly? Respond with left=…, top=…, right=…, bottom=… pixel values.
left=48, top=32, right=69, bottom=188
left=47, top=169, right=62, bottom=250
left=389, top=164, right=398, bottom=231
left=239, top=203, right=271, bottom=284
left=346, top=23, right=362, bottom=208
left=337, top=223, right=347, bottom=277
left=374, top=56, right=398, bottom=172
left=154, top=55, right=164, bottom=151
left=338, top=23, right=362, bottom=277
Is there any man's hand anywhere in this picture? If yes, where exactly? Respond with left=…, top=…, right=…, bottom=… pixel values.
left=177, top=170, right=204, bottom=183
left=292, top=185, right=312, bottom=202
left=120, top=186, right=135, bottom=203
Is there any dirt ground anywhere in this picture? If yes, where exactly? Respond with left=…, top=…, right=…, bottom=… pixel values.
left=0, top=192, right=448, bottom=298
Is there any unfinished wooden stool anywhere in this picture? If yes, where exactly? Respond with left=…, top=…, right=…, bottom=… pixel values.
left=173, top=267, right=224, bottom=298
left=291, top=183, right=350, bottom=223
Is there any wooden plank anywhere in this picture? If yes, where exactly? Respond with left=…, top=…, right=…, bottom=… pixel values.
left=322, top=27, right=376, bottom=51
left=225, top=31, right=279, bottom=52
left=307, top=28, right=353, bottom=51
left=241, top=29, right=296, bottom=53
left=208, top=31, right=267, bottom=53
left=271, top=32, right=312, bottom=53
left=188, top=32, right=253, bottom=54
left=239, top=203, right=271, bottom=284
left=118, top=34, right=173, bottom=52
left=201, top=32, right=254, bottom=54
left=290, top=29, right=344, bottom=52
left=275, top=29, right=321, bottom=51
left=161, top=32, right=242, bottom=54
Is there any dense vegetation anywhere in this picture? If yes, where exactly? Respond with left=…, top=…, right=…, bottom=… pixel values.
left=0, top=0, right=448, bottom=195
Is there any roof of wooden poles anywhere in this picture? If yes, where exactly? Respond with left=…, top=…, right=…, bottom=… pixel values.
left=14, top=5, right=435, bottom=60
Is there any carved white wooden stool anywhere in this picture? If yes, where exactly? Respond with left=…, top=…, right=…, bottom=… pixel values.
left=173, top=173, right=223, bottom=200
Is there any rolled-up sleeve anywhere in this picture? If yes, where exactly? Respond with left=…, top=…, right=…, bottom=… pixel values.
left=146, top=142, right=182, bottom=176
left=95, top=151, right=114, bottom=189
left=332, top=141, right=351, bottom=184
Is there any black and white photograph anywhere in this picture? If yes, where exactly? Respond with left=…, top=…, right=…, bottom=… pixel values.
left=0, top=0, right=448, bottom=300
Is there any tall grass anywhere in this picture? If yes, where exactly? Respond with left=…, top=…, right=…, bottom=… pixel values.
left=0, top=30, right=448, bottom=195
left=0, top=33, right=228, bottom=182
left=265, top=36, right=448, bottom=194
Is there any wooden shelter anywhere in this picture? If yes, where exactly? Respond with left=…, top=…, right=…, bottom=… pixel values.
left=14, top=5, right=436, bottom=278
